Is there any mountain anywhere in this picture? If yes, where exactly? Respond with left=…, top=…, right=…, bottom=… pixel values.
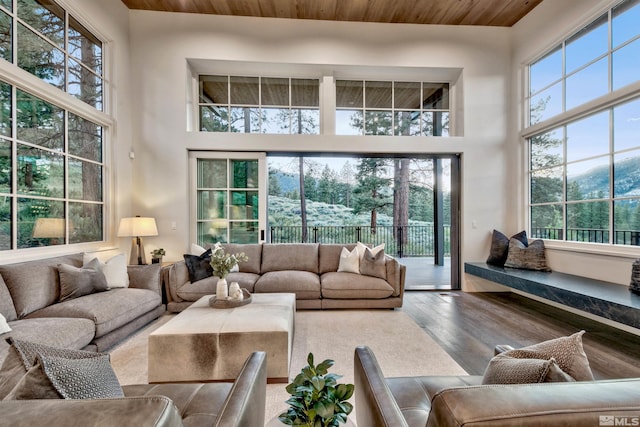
left=569, top=155, right=640, bottom=198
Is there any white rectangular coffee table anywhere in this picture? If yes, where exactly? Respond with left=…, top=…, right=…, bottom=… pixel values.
left=148, top=293, right=295, bottom=383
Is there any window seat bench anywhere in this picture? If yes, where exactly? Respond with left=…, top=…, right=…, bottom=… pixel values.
left=464, top=262, right=640, bottom=329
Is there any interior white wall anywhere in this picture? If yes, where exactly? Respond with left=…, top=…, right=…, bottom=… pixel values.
left=511, top=0, right=638, bottom=286
left=127, top=11, right=515, bottom=270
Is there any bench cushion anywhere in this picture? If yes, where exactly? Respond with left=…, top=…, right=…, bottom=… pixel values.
left=321, top=272, right=394, bottom=299
left=25, top=288, right=161, bottom=338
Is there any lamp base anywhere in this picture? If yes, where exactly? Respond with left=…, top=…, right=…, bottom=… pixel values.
left=129, top=237, right=148, bottom=265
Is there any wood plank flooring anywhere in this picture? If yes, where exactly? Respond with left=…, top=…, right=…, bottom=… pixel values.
left=401, top=290, right=640, bottom=379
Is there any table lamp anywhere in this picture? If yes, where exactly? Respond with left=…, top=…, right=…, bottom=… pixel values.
left=117, top=216, right=158, bottom=265
left=32, top=218, right=65, bottom=245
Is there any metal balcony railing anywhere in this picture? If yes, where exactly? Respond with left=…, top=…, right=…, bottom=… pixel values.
left=269, top=225, right=451, bottom=257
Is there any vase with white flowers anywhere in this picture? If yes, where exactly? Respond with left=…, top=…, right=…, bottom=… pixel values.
left=209, top=243, right=248, bottom=299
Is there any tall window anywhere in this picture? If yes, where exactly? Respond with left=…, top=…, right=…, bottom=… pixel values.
left=527, top=0, right=640, bottom=247
left=0, top=0, right=105, bottom=251
left=199, top=75, right=320, bottom=134
left=336, top=80, right=449, bottom=136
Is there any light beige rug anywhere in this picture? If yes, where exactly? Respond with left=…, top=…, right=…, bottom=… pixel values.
left=110, top=309, right=466, bottom=426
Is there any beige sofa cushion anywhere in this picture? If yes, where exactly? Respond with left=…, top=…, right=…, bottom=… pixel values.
left=261, top=244, right=319, bottom=274
left=0, top=275, right=18, bottom=321
left=176, top=273, right=260, bottom=302
left=254, top=271, right=321, bottom=299
left=321, top=272, right=394, bottom=299
left=26, top=288, right=161, bottom=338
left=0, top=254, right=83, bottom=318
left=318, top=244, right=357, bottom=274
left=222, top=243, right=262, bottom=274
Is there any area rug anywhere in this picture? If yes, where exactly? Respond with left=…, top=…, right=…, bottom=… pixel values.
left=110, top=309, right=466, bottom=426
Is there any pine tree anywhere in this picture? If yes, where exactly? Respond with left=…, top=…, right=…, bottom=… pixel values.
left=353, top=158, right=392, bottom=233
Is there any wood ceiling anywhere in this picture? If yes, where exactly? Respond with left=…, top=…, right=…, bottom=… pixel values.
left=121, top=0, right=543, bottom=27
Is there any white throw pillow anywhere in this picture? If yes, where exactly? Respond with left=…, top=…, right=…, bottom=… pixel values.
left=190, top=243, right=207, bottom=256
left=337, top=247, right=360, bottom=274
left=83, top=253, right=129, bottom=289
left=0, top=313, right=11, bottom=334
left=356, top=242, right=385, bottom=260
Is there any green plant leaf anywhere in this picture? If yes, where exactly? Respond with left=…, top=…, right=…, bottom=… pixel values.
left=307, top=352, right=314, bottom=367
left=315, top=401, right=335, bottom=419
left=316, top=359, right=334, bottom=374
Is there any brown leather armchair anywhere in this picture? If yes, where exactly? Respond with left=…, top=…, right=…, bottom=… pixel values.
left=0, top=351, right=267, bottom=427
left=355, top=345, right=640, bottom=427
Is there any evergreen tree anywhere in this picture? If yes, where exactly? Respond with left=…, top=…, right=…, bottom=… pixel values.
left=353, top=158, right=392, bottom=232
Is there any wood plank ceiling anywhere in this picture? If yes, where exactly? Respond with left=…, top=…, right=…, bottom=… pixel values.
left=121, top=0, right=543, bottom=27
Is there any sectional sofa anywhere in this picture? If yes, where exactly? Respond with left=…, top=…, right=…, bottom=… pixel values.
left=166, top=243, right=406, bottom=312
left=0, top=252, right=164, bottom=365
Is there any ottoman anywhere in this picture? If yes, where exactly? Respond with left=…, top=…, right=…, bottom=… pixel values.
left=148, top=293, right=295, bottom=383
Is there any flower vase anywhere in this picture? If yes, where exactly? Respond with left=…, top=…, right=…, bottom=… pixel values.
left=216, top=277, right=228, bottom=299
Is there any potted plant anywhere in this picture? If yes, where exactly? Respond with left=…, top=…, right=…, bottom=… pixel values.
left=150, top=248, right=165, bottom=264
left=278, top=352, right=354, bottom=427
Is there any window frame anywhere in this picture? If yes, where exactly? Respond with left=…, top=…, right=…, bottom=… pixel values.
left=523, top=0, right=640, bottom=254
left=0, top=0, right=112, bottom=257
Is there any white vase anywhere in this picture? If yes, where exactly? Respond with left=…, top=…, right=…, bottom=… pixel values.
left=229, top=281, right=242, bottom=299
left=216, top=277, right=228, bottom=299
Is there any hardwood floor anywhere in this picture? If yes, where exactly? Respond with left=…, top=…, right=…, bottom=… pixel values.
left=401, top=290, right=640, bottom=379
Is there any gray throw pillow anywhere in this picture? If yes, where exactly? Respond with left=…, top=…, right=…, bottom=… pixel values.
left=58, top=258, right=109, bottom=302
left=6, top=354, right=124, bottom=400
left=359, top=247, right=386, bottom=279
left=486, top=230, right=528, bottom=267
left=2, top=338, right=123, bottom=400
left=504, top=238, right=551, bottom=272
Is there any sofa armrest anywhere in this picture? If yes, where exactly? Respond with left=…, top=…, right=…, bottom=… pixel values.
left=384, top=256, right=406, bottom=298
left=0, top=396, right=183, bottom=427
left=427, top=378, right=640, bottom=427
left=354, top=346, right=410, bottom=427
left=127, top=263, right=162, bottom=295
left=215, top=351, right=267, bottom=427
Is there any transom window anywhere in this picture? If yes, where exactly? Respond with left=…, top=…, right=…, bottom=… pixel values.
left=0, top=81, right=104, bottom=250
left=198, top=75, right=320, bottom=134
left=527, top=0, right=640, bottom=247
left=528, top=0, right=640, bottom=125
left=0, top=0, right=103, bottom=110
left=336, top=80, right=449, bottom=136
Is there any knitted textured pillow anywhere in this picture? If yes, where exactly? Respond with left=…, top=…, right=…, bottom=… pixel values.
left=504, top=238, right=551, bottom=272
left=486, top=230, right=528, bottom=267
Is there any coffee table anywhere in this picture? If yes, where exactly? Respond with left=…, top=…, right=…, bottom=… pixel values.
left=148, top=293, right=295, bottom=383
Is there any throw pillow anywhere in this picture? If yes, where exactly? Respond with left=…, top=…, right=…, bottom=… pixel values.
left=183, top=248, right=213, bottom=283
left=58, top=259, right=109, bottom=302
left=83, top=252, right=129, bottom=289
left=504, top=238, right=551, bottom=272
left=6, top=353, right=124, bottom=400
left=359, top=247, right=387, bottom=279
left=337, top=247, right=360, bottom=274
left=356, top=241, right=385, bottom=261
left=482, top=356, right=555, bottom=384
left=0, top=313, right=10, bottom=335
left=0, top=338, right=117, bottom=400
left=486, top=229, right=528, bottom=267
left=488, top=331, right=593, bottom=382
left=190, top=243, right=207, bottom=256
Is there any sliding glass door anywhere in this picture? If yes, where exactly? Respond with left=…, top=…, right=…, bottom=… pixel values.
left=189, top=152, right=267, bottom=245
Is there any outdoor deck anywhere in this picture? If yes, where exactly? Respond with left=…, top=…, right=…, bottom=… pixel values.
left=401, top=257, right=452, bottom=290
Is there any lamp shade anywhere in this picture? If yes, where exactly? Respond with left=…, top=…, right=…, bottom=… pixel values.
left=117, top=217, right=158, bottom=237
left=32, top=218, right=65, bottom=238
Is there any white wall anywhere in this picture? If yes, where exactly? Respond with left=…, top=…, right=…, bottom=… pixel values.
left=511, top=0, right=638, bottom=286
left=127, top=11, right=515, bottom=272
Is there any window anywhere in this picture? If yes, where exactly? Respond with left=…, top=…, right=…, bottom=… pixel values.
left=0, top=1, right=106, bottom=252
left=527, top=0, right=640, bottom=247
left=199, top=75, right=320, bottom=134
left=0, top=0, right=103, bottom=110
left=528, top=0, right=640, bottom=125
left=336, top=80, right=449, bottom=136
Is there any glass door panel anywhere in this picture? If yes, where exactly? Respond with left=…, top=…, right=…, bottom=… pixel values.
left=190, top=152, right=266, bottom=245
